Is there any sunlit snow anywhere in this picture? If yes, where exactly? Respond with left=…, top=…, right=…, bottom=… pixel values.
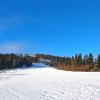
left=0, top=63, right=100, bottom=100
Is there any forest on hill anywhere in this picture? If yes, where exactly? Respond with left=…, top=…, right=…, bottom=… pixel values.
left=1, top=53, right=100, bottom=71
left=0, top=54, right=37, bottom=70
left=35, top=53, right=100, bottom=71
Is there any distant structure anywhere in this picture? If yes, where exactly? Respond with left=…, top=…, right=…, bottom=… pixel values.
left=38, top=58, right=51, bottom=64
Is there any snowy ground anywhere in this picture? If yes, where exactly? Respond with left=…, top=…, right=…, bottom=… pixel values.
left=0, top=63, right=100, bottom=100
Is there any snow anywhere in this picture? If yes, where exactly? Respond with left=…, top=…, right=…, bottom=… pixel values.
left=32, top=63, right=48, bottom=68
left=0, top=63, right=100, bottom=100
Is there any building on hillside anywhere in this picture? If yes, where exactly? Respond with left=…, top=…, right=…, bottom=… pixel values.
left=38, top=58, right=51, bottom=64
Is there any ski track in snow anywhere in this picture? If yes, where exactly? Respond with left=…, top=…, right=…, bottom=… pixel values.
left=0, top=63, right=100, bottom=100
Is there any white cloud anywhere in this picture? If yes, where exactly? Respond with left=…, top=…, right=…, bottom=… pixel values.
left=0, top=42, right=24, bottom=53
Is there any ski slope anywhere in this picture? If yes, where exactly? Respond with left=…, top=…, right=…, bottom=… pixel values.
left=0, top=63, right=100, bottom=100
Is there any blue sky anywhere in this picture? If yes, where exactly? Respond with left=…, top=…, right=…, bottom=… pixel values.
left=0, top=0, right=100, bottom=56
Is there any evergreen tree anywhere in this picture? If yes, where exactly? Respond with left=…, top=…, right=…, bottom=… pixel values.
left=97, top=54, right=100, bottom=70
left=0, top=54, right=34, bottom=70
left=87, top=53, right=94, bottom=71
left=77, top=54, right=83, bottom=66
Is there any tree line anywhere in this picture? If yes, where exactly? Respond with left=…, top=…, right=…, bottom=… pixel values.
left=1, top=53, right=100, bottom=71
left=35, top=53, right=100, bottom=71
left=0, top=54, right=37, bottom=70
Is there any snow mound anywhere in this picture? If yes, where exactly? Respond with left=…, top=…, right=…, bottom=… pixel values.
left=0, top=65, right=100, bottom=100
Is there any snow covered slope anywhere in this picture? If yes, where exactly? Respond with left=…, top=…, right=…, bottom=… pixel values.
left=0, top=64, right=100, bottom=100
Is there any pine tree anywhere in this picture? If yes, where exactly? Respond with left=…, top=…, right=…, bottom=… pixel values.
left=97, top=54, right=100, bottom=70
left=87, top=53, right=94, bottom=71
left=77, top=54, right=83, bottom=66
